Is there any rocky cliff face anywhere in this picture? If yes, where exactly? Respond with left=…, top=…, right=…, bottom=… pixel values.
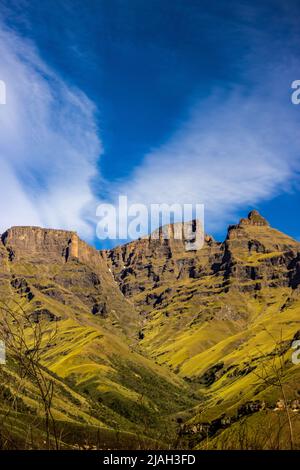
left=107, top=210, right=300, bottom=307
left=0, top=225, right=139, bottom=333
left=1, top=226, right=100, bottom=267
left=106, top=220, right=220, bottom=298
left=217, top=210, right=300, bottom=292
left=1, top=212, right=299, bottom=315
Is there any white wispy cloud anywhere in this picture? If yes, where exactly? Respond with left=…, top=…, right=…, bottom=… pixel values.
left=0, top=20, right=101, bottom=239
left=112, top=69, right=300, bottom=234
left=107, top=3, right=300, bottom=237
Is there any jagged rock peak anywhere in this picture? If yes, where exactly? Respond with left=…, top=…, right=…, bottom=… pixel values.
left=239, top=210, right=270, bottom=227
left=226, top=210, right=271, bottom=240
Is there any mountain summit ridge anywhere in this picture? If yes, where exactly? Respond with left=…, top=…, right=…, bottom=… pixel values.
left=239, top=209, right=270, bottom=227
left=2, top=210, right=299, bottom=298
left=0, top=209, right=295, bottom=255
left=107, top=210, right=300, bottom=298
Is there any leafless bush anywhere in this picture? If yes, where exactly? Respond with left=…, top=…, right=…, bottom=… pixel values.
left=0, top=300, right=59, bottom=449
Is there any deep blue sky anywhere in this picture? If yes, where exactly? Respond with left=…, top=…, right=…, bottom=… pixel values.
left=0, top=0, right=300, bottom=245
left=5, top=0, right=249, bottom=179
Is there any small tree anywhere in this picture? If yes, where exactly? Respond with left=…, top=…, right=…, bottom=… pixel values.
left=0, top=300, right=59, bottom=449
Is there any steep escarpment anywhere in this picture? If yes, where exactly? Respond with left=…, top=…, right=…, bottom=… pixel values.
left=1, top=226, right=80, bottom=262
left=0, top=225, right=139, bottom=331
left=106, top=220, right=220, bottom=298
left=108, top=210, right=300, bottom=384
left=108, top=210, right=300, bottom=305
left=1, top=225, right=111, bottom=277
left=1, top=212, right=300, bottom=449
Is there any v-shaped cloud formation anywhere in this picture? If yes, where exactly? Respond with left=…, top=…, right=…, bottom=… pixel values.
left=1, top=7, right=300, bottom=245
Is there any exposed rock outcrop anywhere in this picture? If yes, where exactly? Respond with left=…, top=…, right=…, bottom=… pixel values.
left=0, top=225, right=140, bottom=335
left=107, top=211, right=300, bottom=306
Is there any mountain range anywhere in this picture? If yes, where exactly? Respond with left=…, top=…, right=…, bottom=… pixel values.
left=0, top=210, right=300, bottom=449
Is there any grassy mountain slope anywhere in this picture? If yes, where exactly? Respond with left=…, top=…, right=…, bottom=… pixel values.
left=0, top=227, right=196, bottom=448
left=1, top=211, right=300, bottom=449
left=108, top=211, right=300, bottom=448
